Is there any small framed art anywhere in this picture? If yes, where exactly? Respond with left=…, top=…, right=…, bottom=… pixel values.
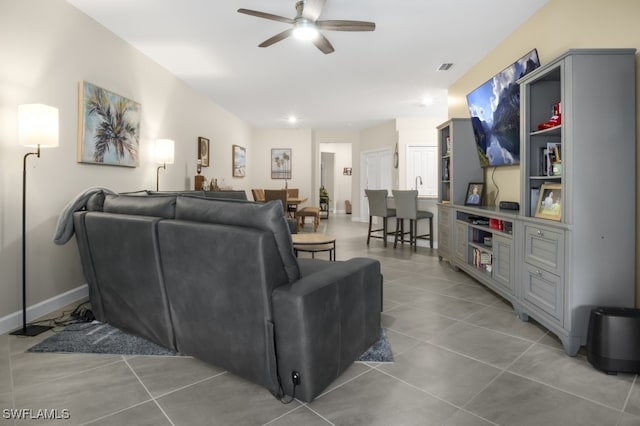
left=198, top=137, right=210, bottom=167
left=232, top=145, right=246, bottom=177
left=271, top=148, right=291, bottom=179
left=465, top=182, right=484, bottom=206
left=535, top=183, right=562, bottom=221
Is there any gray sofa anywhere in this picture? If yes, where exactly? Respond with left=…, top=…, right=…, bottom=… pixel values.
left=72, top=192, right=382, bottom=402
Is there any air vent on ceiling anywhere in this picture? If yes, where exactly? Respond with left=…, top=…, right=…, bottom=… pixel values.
left=437, top=63, right=454, bottom=71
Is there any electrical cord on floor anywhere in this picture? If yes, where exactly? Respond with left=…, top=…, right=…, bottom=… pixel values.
left=279, top=371, right=300, bottom=404
left=491, top=166, right=500, bottom=206
left=26, top=300, right=95, bottom=332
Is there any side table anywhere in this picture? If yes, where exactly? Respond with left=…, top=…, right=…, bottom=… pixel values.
left=291, top=233, right=336, bottom=261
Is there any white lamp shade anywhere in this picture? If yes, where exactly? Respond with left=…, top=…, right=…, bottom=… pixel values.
left=155, top=139, right=175, bottom=164
left=18, top=104, right=59, bottom=148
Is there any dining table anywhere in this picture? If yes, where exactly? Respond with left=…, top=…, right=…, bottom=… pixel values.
left=286, top=196, right=308, bottom=218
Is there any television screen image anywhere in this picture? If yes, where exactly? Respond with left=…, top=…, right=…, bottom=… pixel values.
left=466, top=49, right=540, bottom=167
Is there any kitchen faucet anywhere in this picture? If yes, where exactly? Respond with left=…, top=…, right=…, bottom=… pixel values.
left=415, top=176, right=423, bottom=190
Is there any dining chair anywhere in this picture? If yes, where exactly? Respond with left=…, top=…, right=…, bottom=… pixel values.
left=364, top=189, right=396, bottom=247
left=264, top=189, right=288, bottom=215
left=392, top=189, right=433, bottom=251
left=251, top=188, right=265, bottom=202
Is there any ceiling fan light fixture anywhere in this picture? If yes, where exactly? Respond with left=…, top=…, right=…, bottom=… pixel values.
left=293, top=20, right=318, bottom=40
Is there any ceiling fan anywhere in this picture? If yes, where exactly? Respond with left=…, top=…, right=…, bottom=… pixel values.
left=237, top=0, right=375, bottom=54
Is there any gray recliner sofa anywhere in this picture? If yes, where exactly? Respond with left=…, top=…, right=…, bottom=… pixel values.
left=71, top=192, right=382, bottom=402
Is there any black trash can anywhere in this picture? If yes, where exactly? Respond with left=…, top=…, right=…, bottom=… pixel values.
left=587, top=307, right=640, bottom=374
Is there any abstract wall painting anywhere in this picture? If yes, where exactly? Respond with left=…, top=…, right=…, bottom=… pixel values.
left=77, top=81, right=141, bottom=167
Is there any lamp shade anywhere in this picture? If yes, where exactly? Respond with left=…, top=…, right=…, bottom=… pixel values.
left=155, top=139, right=175, bottom=164
left=18, top=104, right=59, bottom=148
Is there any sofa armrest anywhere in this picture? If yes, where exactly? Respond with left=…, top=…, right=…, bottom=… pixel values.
left=272, top=257, right=381, bottom=402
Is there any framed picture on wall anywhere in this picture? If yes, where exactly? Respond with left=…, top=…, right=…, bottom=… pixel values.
left=198, top=137, right=210, bottom=167
left=232, top=145, right=246, bottom=177
left=271, top=148, right=291, bottom=179
left=77, top=80, right=141, bottom=167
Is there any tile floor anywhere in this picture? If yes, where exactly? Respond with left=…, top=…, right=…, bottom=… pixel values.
left=2, top=213, right=640, bottom=425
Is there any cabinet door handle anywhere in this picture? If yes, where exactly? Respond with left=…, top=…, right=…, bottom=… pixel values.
left=537, top=230, right=544, bottom=237
left=535, top=269, right=543, bottom=277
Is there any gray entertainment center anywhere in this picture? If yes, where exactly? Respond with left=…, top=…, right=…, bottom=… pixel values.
left=437, top=49, right=636, bottom=356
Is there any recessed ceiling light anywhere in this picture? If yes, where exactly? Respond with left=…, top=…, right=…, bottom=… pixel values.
left=420, top=95, right=435, bottom=106
left=288, top=115, right=298, bottom=124
left=437, top=63, right=454, bottom=71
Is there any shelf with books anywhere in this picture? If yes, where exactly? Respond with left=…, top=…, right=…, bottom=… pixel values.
left=521, top=63, right=563, bottom=218
left=437, top=119, right=484, bottom=266
left=453, top=207, right=514, bottom=296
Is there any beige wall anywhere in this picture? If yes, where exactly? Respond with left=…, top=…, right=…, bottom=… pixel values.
left=250, top=128, right=314, bottom=199
left=447, top=0, right=640, bottom=305
left=0, top=0, right=253, bottom=326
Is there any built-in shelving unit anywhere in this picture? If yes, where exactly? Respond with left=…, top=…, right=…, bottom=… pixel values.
left=437, top=49, right=636, bottom=356
left=454, top=206, right=515, bottom=299
left=515, top=48, right=637, bottom=355
left=436, top=119, right=483, bottom=264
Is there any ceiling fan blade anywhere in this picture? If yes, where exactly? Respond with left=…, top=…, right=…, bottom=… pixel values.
left=302, top=0, right=326, bottom=21
left=317, top=20, right=376, bottom=31
left=313, top=32, right=335, bottom=54
left=258, top=28, right=294, bottom=48
left=237, top=8, right=294, bottom=24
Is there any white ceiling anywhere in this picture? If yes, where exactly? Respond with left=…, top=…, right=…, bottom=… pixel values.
left=66, top=0, right=549, bottom=129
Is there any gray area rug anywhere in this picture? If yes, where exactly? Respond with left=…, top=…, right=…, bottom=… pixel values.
left=28, top=322, right=393, bottom=362
left=28, top=322, right=176, bottom=356
left=357, top=329, right=394, bottom=363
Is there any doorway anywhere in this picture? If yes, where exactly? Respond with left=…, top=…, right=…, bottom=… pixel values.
left=320, top=152, right=335, bottom=211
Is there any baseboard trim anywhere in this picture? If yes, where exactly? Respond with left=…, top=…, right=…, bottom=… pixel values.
left=0, top=284, right=89, bottom=335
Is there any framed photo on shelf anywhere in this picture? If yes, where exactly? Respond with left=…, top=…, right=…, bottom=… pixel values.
left=534, top=183, right=562, bottom=221
left=232, top=145, right=246, bottom=177
left=465, top=182, right=484, bottom=206
left=198, top=137, right=210, bottom=167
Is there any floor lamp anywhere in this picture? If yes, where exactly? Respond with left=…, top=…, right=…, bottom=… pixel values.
left=155, top=139, right=175, bottom=191
left=11, top=104, right=59, bottom=336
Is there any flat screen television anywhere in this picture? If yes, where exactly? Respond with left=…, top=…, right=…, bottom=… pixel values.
left=466, top=49, right=541, bottom=167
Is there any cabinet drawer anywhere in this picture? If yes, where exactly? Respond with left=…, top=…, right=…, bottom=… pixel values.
left=522, top=263, right=563, bottom=324
left=523, top=224, right=564, bottom=273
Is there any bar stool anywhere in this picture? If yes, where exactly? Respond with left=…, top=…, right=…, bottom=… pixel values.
left=365, top=189, right=396, bottom=247
left=392, top=190, right=433, bottom=251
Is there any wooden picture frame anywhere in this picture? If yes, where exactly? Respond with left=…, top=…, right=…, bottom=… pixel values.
left=232, top=144, right=246, bottom=177
left=77, top=81, right=141, bottom=167
left=198, top=137, right=210, bottom=167
left=535, top=183, right=562, bottom=221
left=465, top=182, right=484, bottom=206
left=271, top=148, right=292, bottom=179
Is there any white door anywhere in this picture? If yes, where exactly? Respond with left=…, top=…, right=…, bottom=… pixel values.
left=360, top=148, right=393, bottom=222
left=406, top=145, right=437, bottom=196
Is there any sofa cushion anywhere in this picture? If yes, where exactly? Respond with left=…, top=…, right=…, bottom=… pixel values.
left=175, top=196, right=300, bottom=282
left=103, top=194, right=176, bottom=219
left=204, top=190, right=248, bottom=200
